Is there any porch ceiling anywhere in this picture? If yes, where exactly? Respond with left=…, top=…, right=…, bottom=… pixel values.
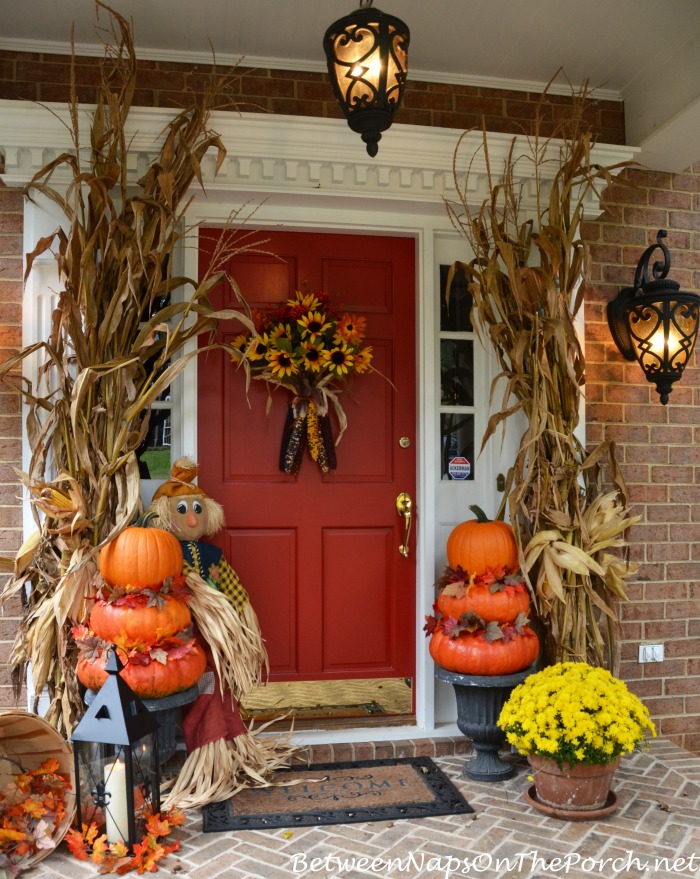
left=2, top=0, right=700, bottom=172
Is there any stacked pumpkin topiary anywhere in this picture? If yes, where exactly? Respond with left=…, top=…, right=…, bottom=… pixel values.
left=425, top=506, right=539, bottom=675
left=74, top=520, right=207, bottom=699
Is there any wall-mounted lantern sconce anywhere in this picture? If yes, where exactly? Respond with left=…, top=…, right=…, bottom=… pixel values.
left=607, top=230, right=700, bottom=404
left=323, top=0, right=410, bottom=157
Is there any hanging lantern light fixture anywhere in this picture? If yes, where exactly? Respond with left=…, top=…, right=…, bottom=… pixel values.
left=323, top=0, right=410, bottom=157
left=607, top=229, right=700, bottom=404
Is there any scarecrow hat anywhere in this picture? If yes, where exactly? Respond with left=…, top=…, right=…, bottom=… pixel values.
left=151, top=456, right=207, bottom=501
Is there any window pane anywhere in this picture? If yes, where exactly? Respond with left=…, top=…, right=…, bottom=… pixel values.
left=440, top=264, right=473, bottom=332
left=440, top=339, right=474, bottom=406
left=441, top=413, right=475, bottom=481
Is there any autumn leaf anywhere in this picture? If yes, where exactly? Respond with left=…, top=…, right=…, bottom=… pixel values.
left=458, top=610, right=485, bottom=632
left=441, top=580, right=467, bottom=598
left=149, top=647, right=168, bottom=665
left=423, top=614, right=438, bottom=636
left=0, top=827, right=27, bottom=844
left=483, top=620, right=504, bottom=643
left=91, top=833, right=110, bottom=864
left=144, top=813, right=170, bottom=837
left=20, top=798, right=46, bottom=819
left=65, top=827, right=91, bottom=861
left=144, top=589, right=167, bottom=611
left=441, top=615, right=462, bottom=638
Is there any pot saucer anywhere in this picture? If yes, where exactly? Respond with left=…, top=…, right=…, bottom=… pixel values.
left=524, top=784, right=618, bottom=821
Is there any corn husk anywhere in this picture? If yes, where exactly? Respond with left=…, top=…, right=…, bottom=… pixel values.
left=446, top=76, right=638, bottom=670
left=0, top=3, right=265, bottom=735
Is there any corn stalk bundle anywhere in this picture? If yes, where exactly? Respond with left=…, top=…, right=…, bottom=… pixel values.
left=445, top=81, right=638, bottom=671
left=0, top=2, right=260, bottom=735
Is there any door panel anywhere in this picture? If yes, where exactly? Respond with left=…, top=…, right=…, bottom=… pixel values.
left=198, top=228, right=416, bottom=682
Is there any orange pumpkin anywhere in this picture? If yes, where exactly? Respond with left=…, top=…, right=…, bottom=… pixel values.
left=77, top=644, right=206, bottom=700
left=446, top=506, right=519, bottom=575
left=429, top=626, right=539, bottom=676
left=90, top=595, right=191, bottom=644
left=99, top=524, right=183, bottom=589
left=436, top=582, right=530, bottom=624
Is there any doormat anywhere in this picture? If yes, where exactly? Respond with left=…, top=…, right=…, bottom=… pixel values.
left=202, top=756, right=473, bottom=832
left=242, top=701, right=385, bottom=722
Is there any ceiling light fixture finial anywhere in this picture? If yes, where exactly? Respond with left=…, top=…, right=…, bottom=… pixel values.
left=323, top=3, right=410, bottom=157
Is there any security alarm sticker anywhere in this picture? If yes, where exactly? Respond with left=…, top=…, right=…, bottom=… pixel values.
left=448, top=456, right=471, bottom=480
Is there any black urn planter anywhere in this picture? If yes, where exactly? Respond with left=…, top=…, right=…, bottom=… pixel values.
left=436, top=664, right=535, bottom=782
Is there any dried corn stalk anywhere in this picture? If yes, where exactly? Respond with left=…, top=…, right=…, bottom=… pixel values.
left=445, top=80, right=638, bottom=670
left=0, top=2, right=261, bottom=734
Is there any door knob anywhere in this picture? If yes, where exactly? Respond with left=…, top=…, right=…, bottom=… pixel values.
left=396, top=491, right=413, bottom=558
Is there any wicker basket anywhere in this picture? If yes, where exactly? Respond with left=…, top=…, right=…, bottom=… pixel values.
left=0, top=709, right=76, bottom=868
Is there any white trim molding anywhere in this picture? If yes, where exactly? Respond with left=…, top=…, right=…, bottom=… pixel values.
left=0, top=101, right=636, bottom=215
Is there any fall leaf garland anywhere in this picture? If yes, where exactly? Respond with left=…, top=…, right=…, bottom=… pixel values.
left=64, top=805, right=185, bottom=875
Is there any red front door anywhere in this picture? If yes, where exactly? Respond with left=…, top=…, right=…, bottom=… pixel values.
left=197, top=229, right=416, bottom=682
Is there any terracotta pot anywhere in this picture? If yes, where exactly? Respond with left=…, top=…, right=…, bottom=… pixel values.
left=528, top=754, right=619, bottom=811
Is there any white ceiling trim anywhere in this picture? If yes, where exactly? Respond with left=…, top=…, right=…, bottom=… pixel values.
left=0, top=37, right=622, bottom=103
left=0, top=100, right=636, bottom=218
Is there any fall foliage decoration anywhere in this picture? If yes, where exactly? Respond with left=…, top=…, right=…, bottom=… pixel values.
left=233, top=290, right=375, bottom=474
left=445, top=79, right=638, bottom=669
left=428, top=556, right=539, bottom=676
left=0, top=2, right=264, bottom=737
left=64, top=804, right=185, bottom=875
left=0, top=757, right=71, bottom=874
left=75, top=526, right=206, bottom=700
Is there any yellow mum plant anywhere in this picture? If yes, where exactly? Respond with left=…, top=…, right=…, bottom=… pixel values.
left=498, top=662, right=656, bottom=768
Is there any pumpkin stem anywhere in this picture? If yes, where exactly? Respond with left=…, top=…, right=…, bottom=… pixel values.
left=468, top=505, right=490, bottom=523
left=135, top=511, right=160, bottom=528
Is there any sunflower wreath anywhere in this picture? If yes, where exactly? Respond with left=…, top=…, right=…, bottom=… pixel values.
left=232, top=291, right=374, bottom=474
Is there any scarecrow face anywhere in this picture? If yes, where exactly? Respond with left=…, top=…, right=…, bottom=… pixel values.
left=167, top=494, right=210, bottom=542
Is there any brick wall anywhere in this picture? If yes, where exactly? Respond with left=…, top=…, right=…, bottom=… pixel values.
left=0, top=183, right=24, bottom=708
left=0, top=51, right=625, bottom=144
left=583, top=165, right=700, bottom=754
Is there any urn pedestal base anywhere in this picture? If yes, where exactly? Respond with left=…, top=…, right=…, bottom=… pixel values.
left=436, top=665, right=535, bottom=782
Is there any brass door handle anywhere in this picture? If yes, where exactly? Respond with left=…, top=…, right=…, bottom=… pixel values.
left=396, top=492, right=413, bottom=558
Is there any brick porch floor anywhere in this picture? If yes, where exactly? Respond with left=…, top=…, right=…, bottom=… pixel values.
left=42, top=738, right=699, bottom=879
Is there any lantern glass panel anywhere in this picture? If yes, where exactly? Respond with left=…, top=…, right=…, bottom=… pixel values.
left=74, top=733, right=159, bottom=848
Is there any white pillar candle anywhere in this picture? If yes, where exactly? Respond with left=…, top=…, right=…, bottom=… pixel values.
left=103, top=758, right=129, bottom=844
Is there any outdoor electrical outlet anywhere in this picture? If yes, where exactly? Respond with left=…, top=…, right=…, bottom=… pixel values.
left=638, top=643, right=665, bottom=663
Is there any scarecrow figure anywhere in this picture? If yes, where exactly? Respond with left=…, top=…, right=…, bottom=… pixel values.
left=149, top=457, right=292, bottom=809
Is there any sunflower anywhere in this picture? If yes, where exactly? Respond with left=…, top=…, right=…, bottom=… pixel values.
left=322, top=343, right=355, bottom=377
left=248, top=333, right=270, bottom=361
left=301, top=341, right=325, bottom=372
left=267, top=350, right=298, bottom=379
left=229, top=333, right=249, bottom=361
left=353, top=346, right=373, bottom=374
left=269, top=322, right=293, bottom=343
left=334, top=314, right=366, bottom=346
left=298, top=311, right=332, bottom=343
left=288, top=291, right=321, bottom=311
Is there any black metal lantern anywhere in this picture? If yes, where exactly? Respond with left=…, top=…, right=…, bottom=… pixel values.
left=71, top=648, right=160, bottom=852
left=607, top=229, right=700, bottom=404
left=323, top=0, right=410, bottom=157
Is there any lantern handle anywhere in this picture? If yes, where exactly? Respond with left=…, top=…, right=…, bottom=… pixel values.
left=633, top=229, right=670, bottom=290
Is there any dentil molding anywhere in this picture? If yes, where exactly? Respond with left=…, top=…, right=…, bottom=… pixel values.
left=0, top=100, right=637, bottom=216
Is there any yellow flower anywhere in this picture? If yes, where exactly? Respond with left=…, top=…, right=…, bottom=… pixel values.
left=298, top=311, right=332, bottom=343
left=230, top=333, right=249, bottom=361
left=248, top=333, right=270, bottom=361
left=354, top=346, right=373, bottom=374
left=334, top=314, right=367, bottom=346
left=322, top=344, right=355, bottom=377
left=288, top=291, right=320, bottom=311
left=267, top=350, right=298, bottom=378
left=301, top=341, right=325, bottom=373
